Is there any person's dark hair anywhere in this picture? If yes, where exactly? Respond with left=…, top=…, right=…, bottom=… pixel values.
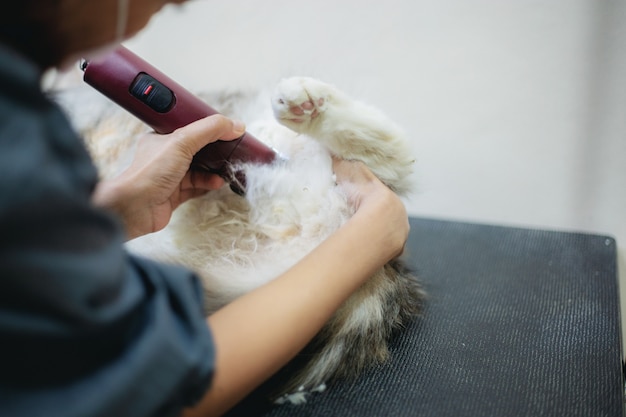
left=0, top=2, right=66, bottom=68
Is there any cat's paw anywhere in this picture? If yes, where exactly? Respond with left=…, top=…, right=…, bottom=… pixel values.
left=271, top=77, right=333, bottom=132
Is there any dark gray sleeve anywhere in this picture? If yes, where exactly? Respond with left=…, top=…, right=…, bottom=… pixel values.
left=0, top=69, right=214, bottom=417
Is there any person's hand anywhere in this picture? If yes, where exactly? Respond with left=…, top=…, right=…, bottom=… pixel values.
left=332, top=157, right=409, bottom=260
left=92, top=115, right=245, bottom=240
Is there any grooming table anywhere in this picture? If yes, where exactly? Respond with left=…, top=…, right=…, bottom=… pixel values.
left=225, top=217, right=624, bottom=417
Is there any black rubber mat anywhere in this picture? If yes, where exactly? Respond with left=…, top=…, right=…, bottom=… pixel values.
left=226, top=217, right=623, bottom=417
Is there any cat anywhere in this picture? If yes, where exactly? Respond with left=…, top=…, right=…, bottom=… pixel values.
left=54, top=76, right=425, bottom=405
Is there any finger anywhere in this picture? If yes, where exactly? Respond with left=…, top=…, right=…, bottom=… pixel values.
left=331, top=155, right=345, bottom=171
left=332, top=156, right=376, bottom=184
left=171, top=114, right=246, bottom=157
left=182, top=169, right=226, bottom=191
left=331, top=156, right=353, bottom=180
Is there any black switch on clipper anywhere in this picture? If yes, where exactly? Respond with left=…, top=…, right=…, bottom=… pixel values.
left=130, top=73, right=175, bottom=113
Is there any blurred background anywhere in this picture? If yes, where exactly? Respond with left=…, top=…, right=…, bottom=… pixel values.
left=58, top=0, right=626, bottom=332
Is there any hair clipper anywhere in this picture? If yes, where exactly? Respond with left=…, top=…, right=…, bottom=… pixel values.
left=80, top=45, right=278, bottom=195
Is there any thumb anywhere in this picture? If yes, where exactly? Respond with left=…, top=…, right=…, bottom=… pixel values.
left=171, top=114, right=246, bottom=157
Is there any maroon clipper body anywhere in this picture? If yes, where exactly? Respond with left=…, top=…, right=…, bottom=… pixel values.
left=81, top=45, right=278, bottom=194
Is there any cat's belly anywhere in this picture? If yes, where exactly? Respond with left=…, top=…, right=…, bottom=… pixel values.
left=126, top=136, right=351, bottom=312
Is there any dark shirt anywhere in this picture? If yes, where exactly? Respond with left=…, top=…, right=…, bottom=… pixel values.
left=0, top=45, right=214, bottom=417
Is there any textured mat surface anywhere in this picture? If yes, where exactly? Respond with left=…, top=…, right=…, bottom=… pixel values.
left=226, top=217, right=623, bottom=417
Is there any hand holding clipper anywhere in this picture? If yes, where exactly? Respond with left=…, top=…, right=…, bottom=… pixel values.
left=81, top=46, right=277, bottom=195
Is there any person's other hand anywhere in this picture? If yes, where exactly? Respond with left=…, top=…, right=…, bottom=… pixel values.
left=93, top=115, right=245, bottom=239
left=332, top=157, right=409, bottom=259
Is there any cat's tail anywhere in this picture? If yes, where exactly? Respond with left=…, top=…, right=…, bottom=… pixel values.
left=271, top=258, right=425, bottom=401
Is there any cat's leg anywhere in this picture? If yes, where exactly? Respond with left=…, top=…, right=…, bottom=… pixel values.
left=271, top=76, right=415, bottom=195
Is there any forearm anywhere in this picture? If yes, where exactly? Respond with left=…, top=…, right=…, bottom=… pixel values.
left=183, top=198, right=406, bottom=417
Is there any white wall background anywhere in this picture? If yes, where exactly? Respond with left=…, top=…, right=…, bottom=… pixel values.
left=62, top=1, right=626, bottom=334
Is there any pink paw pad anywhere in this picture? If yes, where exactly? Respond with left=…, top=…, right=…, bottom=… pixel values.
left=289, top=98, right=324, bottom=118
